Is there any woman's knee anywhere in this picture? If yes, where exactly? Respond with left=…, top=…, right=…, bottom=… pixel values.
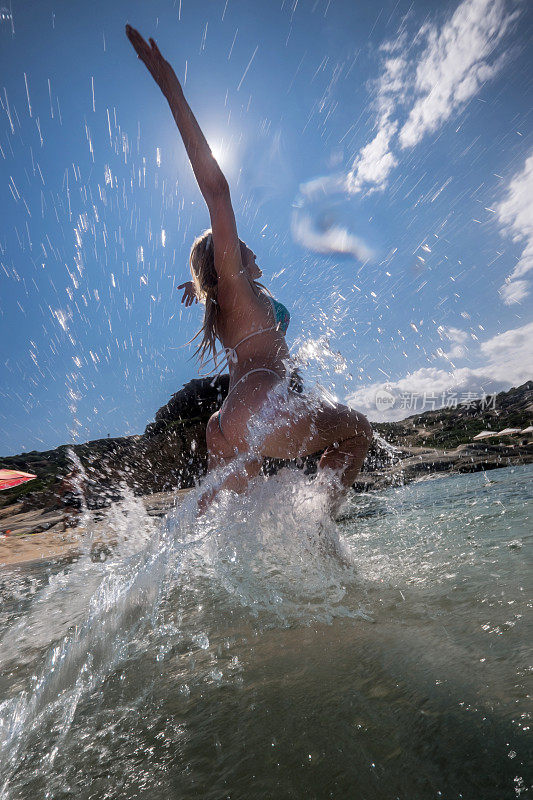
left=327, top=406, right=372, bottom=448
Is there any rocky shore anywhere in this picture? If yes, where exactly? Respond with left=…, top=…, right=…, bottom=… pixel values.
left=1, top=379, right=531, bottom=544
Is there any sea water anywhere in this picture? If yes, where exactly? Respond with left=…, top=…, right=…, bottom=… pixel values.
left=0, top=464, right=531, bottom=799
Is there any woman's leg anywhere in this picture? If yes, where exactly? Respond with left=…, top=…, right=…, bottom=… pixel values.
left=200, top=380, right=372, bottom=513
left=199, top=411, right=262, bottom=512
left=262, top=400, right=372, bottom=514
left=260, top=397, right=373, bottom=493
left=317, top=428, right=372, bottom=514
left=319, top=430, right=372, bottom=488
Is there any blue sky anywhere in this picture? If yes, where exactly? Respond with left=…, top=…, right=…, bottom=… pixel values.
left=0, top=0, right=532, bottom=455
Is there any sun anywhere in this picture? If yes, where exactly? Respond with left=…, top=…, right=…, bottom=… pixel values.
left=210, top=142, right=226, bottom=168
left=208, top=134, right=237, bottom=174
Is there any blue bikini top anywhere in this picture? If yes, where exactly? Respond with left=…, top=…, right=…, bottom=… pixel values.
left=269, top=296, right=290, bottom=334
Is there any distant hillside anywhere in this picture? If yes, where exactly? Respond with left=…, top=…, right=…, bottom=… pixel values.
left=1, top=378, right=531, bottom=516
left=0, top=376, right=231, bottom=513
left=373, top=381, right=533, bottom=449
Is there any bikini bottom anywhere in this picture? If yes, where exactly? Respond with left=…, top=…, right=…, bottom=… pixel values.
left=217, top=368, right=303, bottom=438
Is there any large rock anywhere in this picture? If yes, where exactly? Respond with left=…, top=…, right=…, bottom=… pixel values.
left=151, top=376, right=230, bottom=427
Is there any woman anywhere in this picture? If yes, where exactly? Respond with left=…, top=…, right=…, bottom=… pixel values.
left=126, top=26, right=372, bottom=512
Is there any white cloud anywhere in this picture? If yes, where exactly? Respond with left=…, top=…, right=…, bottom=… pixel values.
left=298, top=174, right=347, bottom=202
left=292, top=174, right=376, bottom=261
left=347, top=321, right=533, bottom=421
left=435, top=325, right=469, bottom=360
left=347, top=121, right=398, bottom=195
left=346, top=0, right=518, bottom=194
left=348, top=366, right=498, bottom=422
left=496, top=153, right=533, bottom=304
left=439, top=344, right=468, bottom=361
left=441, top=327, right=468, bottom=344
left=295, top=0, right=525, bottom=291
left=398, top=0, right=514, bottom=149
left=500, top=279, right=530, bottom=305
left=291, top=211, right=375, bottom=262
left=479, top=320, right=533, bottom=378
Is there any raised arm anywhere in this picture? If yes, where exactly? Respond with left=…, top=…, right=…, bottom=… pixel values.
left=126, top=26, right=243, bottom=286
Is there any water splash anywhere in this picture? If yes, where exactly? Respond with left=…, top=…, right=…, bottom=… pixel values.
left=0, top=467, right=364, bottom=793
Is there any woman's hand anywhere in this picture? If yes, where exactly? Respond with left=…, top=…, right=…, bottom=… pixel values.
left=178, top=281, right=198, bottom=307
left=125, top=25, right=180, bottom=100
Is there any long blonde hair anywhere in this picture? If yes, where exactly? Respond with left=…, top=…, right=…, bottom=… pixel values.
left=188, top=228, right=220, bottom=366
left=188, top=229, right=271, bottom=368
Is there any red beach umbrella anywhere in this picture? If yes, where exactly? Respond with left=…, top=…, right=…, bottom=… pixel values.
left=0, top=470, right=37, bottom=491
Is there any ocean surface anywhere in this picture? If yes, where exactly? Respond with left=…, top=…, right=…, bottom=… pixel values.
left=0, top=463, right=531, bottom=799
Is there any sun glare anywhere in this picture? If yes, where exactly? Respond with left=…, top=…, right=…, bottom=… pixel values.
left=210, top=143, right=225, bottom=167
left=209, top=137, right=233, bottom=172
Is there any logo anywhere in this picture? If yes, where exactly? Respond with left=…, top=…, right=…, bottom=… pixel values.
left=375, top=389, right=396, bottom=410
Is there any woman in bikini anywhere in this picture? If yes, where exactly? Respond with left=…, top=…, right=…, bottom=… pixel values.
left=126, top=26, right=372, bottom=512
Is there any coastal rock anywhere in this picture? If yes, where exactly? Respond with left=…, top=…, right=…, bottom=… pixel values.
left=150, top=376, right=230, bottom=430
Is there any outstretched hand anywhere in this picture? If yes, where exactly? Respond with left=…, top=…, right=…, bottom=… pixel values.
left=125, top=25, right=179, bottom=98
left=178, top=281, right=198, bottom=307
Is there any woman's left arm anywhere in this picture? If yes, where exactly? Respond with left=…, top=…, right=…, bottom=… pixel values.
left=126, top=28, right=252, bottom=298
left=126, top=25, right=227, bottom=204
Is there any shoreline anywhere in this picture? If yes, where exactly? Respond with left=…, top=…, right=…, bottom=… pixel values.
left=0, top=488, right=192, bottom=568
left=2, top=459, right=531, bottom=569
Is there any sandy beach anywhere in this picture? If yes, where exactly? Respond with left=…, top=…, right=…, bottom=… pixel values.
left=0, top=489, right=192, bottom=567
